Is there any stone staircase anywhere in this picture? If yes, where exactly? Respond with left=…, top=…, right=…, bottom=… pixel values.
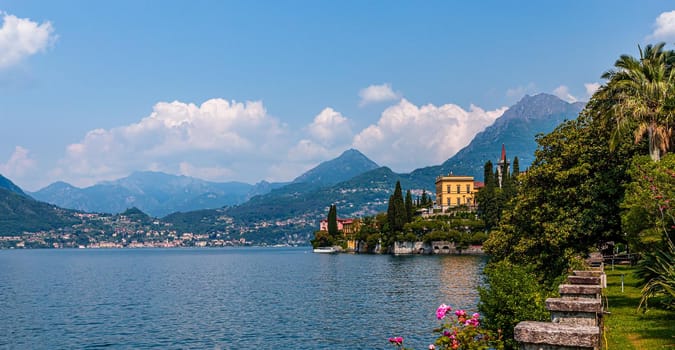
left=514, top=257, right=606, bottom=350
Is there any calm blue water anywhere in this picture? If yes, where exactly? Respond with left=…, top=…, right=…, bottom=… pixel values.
left=0, top=248, right=486, bottom=349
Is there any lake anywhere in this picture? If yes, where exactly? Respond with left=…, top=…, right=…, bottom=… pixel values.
left=0, top=247, right=486, bottom=349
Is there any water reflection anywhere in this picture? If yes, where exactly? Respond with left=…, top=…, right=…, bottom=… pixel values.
left=438, top=255, right=487, bottom=311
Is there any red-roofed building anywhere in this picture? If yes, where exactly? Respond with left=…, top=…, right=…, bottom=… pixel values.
left=319, top=218, right=361, bottom=235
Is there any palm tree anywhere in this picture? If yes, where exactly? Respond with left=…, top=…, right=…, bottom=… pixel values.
left=601, top=43, right=675, bottom=161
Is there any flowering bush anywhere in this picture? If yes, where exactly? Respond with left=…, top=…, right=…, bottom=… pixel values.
left=389, top=304, right=503, bottom=350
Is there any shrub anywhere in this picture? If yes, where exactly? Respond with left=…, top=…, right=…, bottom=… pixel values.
left=478, top=261, right=551, bottom=349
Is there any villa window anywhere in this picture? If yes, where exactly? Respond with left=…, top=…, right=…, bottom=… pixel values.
left=456, top=197, right=460, bottom=206
left=456, top=185, right=460, bottom=193
left=466, top=184, right=470, bottom=193
left=447, top=185, right=451, bottom=193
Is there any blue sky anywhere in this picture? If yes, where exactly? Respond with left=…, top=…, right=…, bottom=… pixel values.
left=1, top=1, right=674, bottom=190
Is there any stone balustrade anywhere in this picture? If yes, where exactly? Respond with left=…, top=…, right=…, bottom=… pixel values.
left=514, top=264, right=606, bottom=350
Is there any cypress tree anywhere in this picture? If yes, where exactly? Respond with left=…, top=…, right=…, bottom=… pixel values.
left=420, top=190, right=428, bottom=207
left=512, top=157, right=520, bottom=177
left=405, top=189, right=413, bottom=223
left=484, top=160, right=494, bottom=188
left=387, top=181, right=406, bottom=233
left=327, top=204, right=338, bottom=237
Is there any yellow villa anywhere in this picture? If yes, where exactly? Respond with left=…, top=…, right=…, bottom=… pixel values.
left=435, top=174, right=482, bottom=210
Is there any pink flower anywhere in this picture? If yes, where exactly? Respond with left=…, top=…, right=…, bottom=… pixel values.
left=388, top=336, right=403, bottom=345
left=436, top=304, right=452, bottom=319
left=455, top=309, right=466, bottom=317
left=428, top=345, right=436, bottom=350
left=465, top=318, right=480, bottom=327
left=472, top=313, right=480, bottom=319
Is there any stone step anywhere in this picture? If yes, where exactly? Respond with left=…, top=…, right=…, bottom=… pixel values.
left=550, top=311, right=599, bottom=327
left=546, top=298, right=602, bottom=313
left=514, top=321, right=600, bottom=349
left=573, top=270, right=603, bottom=277
left=559, top=284, right=602, bottom=299
left=568, top=275, right=601, bottom=285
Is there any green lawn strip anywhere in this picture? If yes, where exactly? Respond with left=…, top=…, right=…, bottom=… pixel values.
left=603, top=265, right=674, bottom=349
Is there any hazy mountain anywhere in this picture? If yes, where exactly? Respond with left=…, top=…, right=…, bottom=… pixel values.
left=0, top=174, right=27, bottom=197
left=31, top=171, right=284, bottom=217
left=292, top=149, right=380, bottom=187
left=11, top=93, right=585, bottom=244
left=408, top=93, right=585, bottom=185
left=164, top=93, right=585, bottom=244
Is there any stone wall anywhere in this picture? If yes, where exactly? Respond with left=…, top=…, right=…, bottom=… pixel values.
left=514, top=258, right=606, bottom=350
left=391, top=241, right=484, bottom=255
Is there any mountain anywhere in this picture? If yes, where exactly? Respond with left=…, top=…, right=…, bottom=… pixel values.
left=10, top=93, right=584, bottom=244
left=0, top=187, right=79, bottom=236
left=31, top=172, right=285, bottom=217
left=292, top=149, right=380, bottom=187
left=0, top=174, right=27, bottom=197
left=165, top=166, right=405, bottom=243
left=163, top=94, right=585, bottom=244
left=408, top=93, right=585, bottom=185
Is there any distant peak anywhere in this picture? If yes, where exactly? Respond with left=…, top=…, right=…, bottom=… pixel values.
left=339, top=148, right=366, bottom=157
left=518, top=93, right=561, bottom=104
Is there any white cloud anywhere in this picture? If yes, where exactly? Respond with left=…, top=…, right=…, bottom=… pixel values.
left=584, top=82, right=601, bottom=98
left=552, top=85, right=578, bottom=103
left=352, top=99, right=506, bottom=172
left=55, top=99, right=291, bottom=187
left=306, top=107, right=352, bottom=147
left=283, top=108, right=356, bottom=179
left=648, top=10, right=675, bottom=41
left=178, top=162, right=234, bottom=181
left=358, top=83, right=401, bottom=106
left=0, top=12, right=56, bottom=69
left=0, top=146, right=36, bottom=178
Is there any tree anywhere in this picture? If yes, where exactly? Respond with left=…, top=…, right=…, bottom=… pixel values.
left=387, top=181, right=406, bottom=235
left=601, top=43, right=675, bottom=161
left=327, top=204, right=338, bottom=237
left=477, top=160, right=501, bottom=231
left=484, top=160, right=495, bottom=188
left=483, top=96, right=644, bottom=282
left=512, top=157, right=520, bottom=177
left=420, top=189, right=431, bottom=208
left=405, top=189, right=413, bottom=223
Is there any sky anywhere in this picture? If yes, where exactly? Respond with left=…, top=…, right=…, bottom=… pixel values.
left=1, top=1, right=674, bottom=191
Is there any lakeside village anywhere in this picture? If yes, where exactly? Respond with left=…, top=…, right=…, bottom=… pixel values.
left=311, top=145, right=516, bottom=255
left=0, top=146, right=515, bottom=251
left=0, top=207, right=253, bottom=249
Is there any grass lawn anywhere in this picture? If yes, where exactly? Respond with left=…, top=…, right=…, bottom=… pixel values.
left=603, top=264, right=674, bottom=349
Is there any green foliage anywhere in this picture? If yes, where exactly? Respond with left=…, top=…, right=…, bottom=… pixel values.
left=601, top=43, right=675, bottom=161
left=420, top=190, right=432, bottom=208
left=405, top=190, right=413, bottom=223
left=327, top=204, right=338, bottom=237
left=423, top=230, right=459, bottom=244
left=0, top=189, right=80, bottom=235
left=622, top=154, right=675, bottom=252
left=483, top=99, right=644, bottom=281
left=386, top=181, right=407, bottom=247
left=635, top=238, right=675, bottom=310
left=478, top=261, right=551, bottom=349
left=476, top=157, right=519, bottom=233
left=311, top=230, right=334, bottom=248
